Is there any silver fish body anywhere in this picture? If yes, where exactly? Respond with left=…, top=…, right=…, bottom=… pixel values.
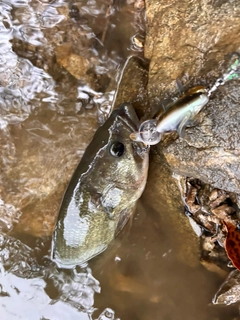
left=51, top=103, right=149, bottom=268
left=156, top=88, right=209, bottom=134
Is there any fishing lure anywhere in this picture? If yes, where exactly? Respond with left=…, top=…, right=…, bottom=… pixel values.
left=130, top=52, right=240, bottom=145
left=130, top=85, right=209, bottom=145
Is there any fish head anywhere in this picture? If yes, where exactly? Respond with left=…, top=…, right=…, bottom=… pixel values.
left=51, top=103, right=149, bottom=268
left=93, top=103, right=149, bottom=190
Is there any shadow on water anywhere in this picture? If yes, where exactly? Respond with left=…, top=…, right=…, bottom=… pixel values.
left=0, top=0, right=239, bottom=319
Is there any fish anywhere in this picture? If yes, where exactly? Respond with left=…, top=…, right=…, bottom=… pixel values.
left=51, top=103, right=149, bottom=268
left=130, top=86, right=209, bottom=145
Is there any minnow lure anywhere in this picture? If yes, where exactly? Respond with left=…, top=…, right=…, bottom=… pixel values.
left=130, top=86, right=209, bottom=145
left=130, top=52, right=240, bottom=145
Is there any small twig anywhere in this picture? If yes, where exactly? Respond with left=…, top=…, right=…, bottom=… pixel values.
left=101, top=0, right=113, bottom=44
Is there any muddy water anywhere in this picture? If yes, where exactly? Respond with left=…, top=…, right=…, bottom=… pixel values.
left=0, top=0, right=238, bottom=319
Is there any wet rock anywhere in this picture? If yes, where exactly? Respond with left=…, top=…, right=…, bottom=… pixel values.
left=161, top=97, right=240, bottom=192
left=213, top=269, right=240, bottom=305
left=55, top=43, right=92, bottom=82
left=113, top=56, right=149, bottom=117
left=145, top=0, right=240, bottom=102
left=144, top=0, right=240, bottom=193
left=3, top=108, right=98, bottom=238
left=98, top=55, right=149, bottom=123
left=143, top=0, right=240, bottom=285
left=141, top=148, right=200, bottom=267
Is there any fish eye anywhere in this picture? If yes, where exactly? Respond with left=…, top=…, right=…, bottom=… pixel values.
left=109, top=141, right=125, bottom=157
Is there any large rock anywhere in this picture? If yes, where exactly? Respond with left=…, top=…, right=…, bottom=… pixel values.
left=145, top=0, right=240, bottom=102
left=159, top=84, right=240, bottom=193
left=144, top=0, right=240, bottom=193
left=3, top=108, right=98, bottom=237
left=113, top=56, right=149, bottom=118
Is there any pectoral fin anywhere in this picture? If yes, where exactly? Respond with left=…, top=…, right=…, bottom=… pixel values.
left=185, top=118, right=198, bottom=127
left=177, top=111, right=192, bottom=138
left=176, top=78, right=184, bottom=95
left=115, top=203, right=136, bottom=236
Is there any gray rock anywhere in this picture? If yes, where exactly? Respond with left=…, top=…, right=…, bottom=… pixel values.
left=161, top=86, right=240, bottom=193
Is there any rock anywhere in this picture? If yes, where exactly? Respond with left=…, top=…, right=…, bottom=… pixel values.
left=144, top=0, right=240, bottom=193
left=113, top=56, right=149, bottom=117
left=141, top=148, right=200, bottom=267
left=145, top=0, right=240, bottom=102
left=213, top=269, right=240, bottom=305
left=161, top=91, right=240, bottom=192
left=98, top=56, right=149, bottom=123
left=200, top=259, right=228, bottom=279
left=55, top=43, right=91, bottom=82
left=4, top=108, right=98, bottom=238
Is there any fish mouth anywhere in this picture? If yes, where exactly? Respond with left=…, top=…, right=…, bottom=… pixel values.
left=112, top=103, right=149, bottom=156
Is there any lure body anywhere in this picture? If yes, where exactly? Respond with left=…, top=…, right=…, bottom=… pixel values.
left=155, top=86, right=209, bottom=137
left=130, top=86, right=209, bottom=145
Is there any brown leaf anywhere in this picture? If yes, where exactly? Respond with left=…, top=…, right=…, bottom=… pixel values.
left=224, top=221, right=240, bottom=270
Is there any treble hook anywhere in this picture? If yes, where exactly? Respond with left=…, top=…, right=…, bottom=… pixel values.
left=227, top=51, right=240, bottom=61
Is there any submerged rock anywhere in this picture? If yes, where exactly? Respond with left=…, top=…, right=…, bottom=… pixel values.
left=213, top=269, right=240, bottom=305
left=55, top=43, right=92, bottom=82
left=142, top=149, right=200, bottom=267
